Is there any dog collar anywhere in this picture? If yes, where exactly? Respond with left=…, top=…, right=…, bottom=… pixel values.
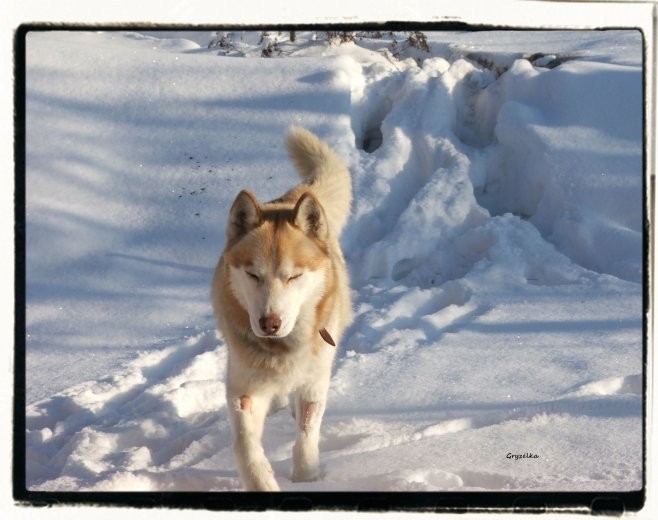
left=319, top=328, right=335, bottom=347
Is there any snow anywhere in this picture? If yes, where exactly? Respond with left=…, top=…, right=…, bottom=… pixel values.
left=23, top=29, right=644, bottom=494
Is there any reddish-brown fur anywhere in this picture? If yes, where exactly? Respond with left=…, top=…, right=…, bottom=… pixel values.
left=214, top=190, right=338, bottom=370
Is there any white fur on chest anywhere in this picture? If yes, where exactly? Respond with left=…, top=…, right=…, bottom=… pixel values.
left=226, top=333, right=335, bottom=397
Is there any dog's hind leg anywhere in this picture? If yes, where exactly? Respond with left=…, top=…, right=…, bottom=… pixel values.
left=268, top=393, right=290, bottom=416
left=228, top=392, right=280, bottom=491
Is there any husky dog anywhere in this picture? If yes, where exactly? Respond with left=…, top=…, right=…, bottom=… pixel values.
left=211, top=127, right=353, bottom=491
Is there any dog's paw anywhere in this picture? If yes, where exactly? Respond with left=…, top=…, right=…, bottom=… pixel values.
left=291, top=467, right=320, bottom=483
left=291, top=445, right=320, bottom=483
left=242, top=460, right=280, bottom=491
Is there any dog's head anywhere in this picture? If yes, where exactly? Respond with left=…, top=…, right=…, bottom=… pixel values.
left=223, top=189, right=331, bottom=339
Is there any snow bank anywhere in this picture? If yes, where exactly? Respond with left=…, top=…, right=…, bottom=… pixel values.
left=475, top=58, right=643, bottom=282
left=24, top=29, right=644, bottom=493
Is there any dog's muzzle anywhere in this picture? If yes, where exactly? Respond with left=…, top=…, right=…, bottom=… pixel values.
left=259, top=314, right=282, bottom=335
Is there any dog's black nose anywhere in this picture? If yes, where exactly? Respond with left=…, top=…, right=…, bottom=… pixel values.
left=259, top=315, right=282, bottom=335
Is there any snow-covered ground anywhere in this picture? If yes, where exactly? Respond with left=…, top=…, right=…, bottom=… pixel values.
left=23, top=29, right=644, bottom=493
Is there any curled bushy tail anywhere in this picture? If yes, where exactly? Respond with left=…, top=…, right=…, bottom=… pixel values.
left=286, top=126, right=352, bottom=237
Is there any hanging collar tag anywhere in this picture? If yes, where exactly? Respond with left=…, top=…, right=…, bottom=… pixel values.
left=319, top=328, right=336, bottom=347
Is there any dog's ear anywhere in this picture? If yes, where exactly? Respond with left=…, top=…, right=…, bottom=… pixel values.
left=293, top=192, right=328, bottom=241
left=227, top=190, right=261, bottom=242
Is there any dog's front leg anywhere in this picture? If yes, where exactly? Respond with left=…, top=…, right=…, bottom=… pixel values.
left=229, top=393, right=280, bottom=491
left=291, top=388, right=327, bottom=482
